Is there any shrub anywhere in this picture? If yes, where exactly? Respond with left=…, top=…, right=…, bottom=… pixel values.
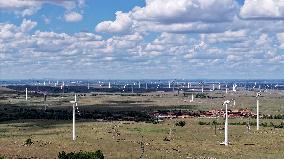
left=198, top=121, right=210, bottom=125
left=175, top=121, right=186, bottom=127
left=195, top=93, right=207, bottom=98
left=25, top=138, right=33, bottom=146
left=58, top=150, right=104, bottom=159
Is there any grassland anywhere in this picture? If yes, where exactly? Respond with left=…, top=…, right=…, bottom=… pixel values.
left=0, top=118, right=284, bottom=158
left=0, top=90, right=284, bottom=158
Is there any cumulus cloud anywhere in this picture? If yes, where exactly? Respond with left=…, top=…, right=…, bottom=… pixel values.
left=95, top=11, right=133, bottom=33
left=20, top=19, right=37, bottom=32
left=95, top=0, right=239, bottom=34
left=0, top=0, right=81, bottom=17
left=240, top=0, right=284, bottom=20
left=277, top=33, right=284, bottom=48
left=64, top=12, right=83, bottom=22
left=2, top=0, right=284, bottom=79
left=132, top=0, right=239, bottom=23
left=202, top=30, right=247, bottom=44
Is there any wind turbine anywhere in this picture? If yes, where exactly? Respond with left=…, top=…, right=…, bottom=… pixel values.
left=221, top=100, right=230, bottom=146
left=232, top=84, right=237, bottom=92
left=218, top=83, right=221, bottom=90
left=145, top=83, right=148, bottom=90
left=70, top=94, right=79, bottom=141
left=168, top=82, right=171, bottom=88
left=139, top=81, right=141, bottom=89
left=256, top=91, right=261, bottom=130
left=199, top=82, right=204, bottom=93
left=25, top=88, right=28, bottom=101
left=108, top=82, right=111, bottom=89
left=190, top=94, right=194, bottom=102
left=225, top=84, right=228, bottom=94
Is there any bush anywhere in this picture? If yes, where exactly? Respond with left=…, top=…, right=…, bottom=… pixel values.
left=175, top=121, right=186, bottom=127
left=198, top=121, right=210, bottom=125
left=25, top=138, right=33, bottom=146
left=195, top=93, right=207, bottom=98
left=0, top=155, right=5, bottom=159
left=58, top=150, right=104, bottom=159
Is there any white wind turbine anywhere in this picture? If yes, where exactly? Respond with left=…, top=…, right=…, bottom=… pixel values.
left=70, top=94, right=79, bottom=141
left=225, top=84, right=228, bottom=94
left=232, top=84, right=237, bottom=92
left=256, top=91, right=261, bottom=130
left=199, top=82, right=204, bottom=93
left=190, top=93, right=194, bottom=102
left=221, top=100, right=230, bottom=146
left=25, top=88, right=28, bottom=101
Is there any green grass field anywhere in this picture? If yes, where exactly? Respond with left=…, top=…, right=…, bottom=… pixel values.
left=0, top=118, right=283, bottom=158
left=0, top=90, right=284, bottom=158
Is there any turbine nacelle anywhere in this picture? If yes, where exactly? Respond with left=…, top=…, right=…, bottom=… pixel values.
left=223, top=100, right=230, bottom=105
left=256, top=91, right=261, bottom=97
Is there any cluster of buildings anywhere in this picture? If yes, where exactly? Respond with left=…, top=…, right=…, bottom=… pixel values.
left=200, top=108, right=256, bottom=118
left=151, top=108, right=256, bottom=120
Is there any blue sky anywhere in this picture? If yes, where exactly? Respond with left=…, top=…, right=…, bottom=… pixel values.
left=0, top=0, right=284, bottom=79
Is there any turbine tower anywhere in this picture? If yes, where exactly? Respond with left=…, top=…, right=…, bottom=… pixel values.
left=168, top=82, right=171, bottom=88
left=70, top=94, right=78, bottom=141
left=232, top=84, right=237, bottom=92
left=221, top=100, right=230, bottom=146
left=25, top=88, right=28, bottom=101
left=190, top=94, right=194, bottom=102
left=225, top=85, right=228, bottom=94
left=256, top=91, right=261, bottom=130
left=108, top=82, right=111, bottom=89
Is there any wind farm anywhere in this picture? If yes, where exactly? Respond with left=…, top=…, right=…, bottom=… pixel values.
left=1, top=0, right=284, bottom=158
left=0, top=79, right=284, bottom=158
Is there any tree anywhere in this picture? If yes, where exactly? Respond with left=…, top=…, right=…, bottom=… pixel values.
left=58, top=150, right=104, bottom=159
left=175, top=121, right=186, bottom=127
left=212, top=120, right=217, bottom=135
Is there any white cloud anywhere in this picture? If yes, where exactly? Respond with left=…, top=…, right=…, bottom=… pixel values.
left=203, top=30, right=247, bottom=44
left=64, top=12, right=83, bottom=22
left=95, top=0, right=239, bottom=34
left=95, top=11, right=133, bottom=33
left=240, top=0, right=284, bottom=20
left=277, top=33, right=284, bottom=49
left=20, top=19, right=37, bottom=32
left=0, top=0, right=81, bottom=17
left=132, top=0, right=238, bottom=23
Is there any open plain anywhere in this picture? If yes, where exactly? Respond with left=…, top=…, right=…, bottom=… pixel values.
left=0, top=88, right=284, bottom=158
